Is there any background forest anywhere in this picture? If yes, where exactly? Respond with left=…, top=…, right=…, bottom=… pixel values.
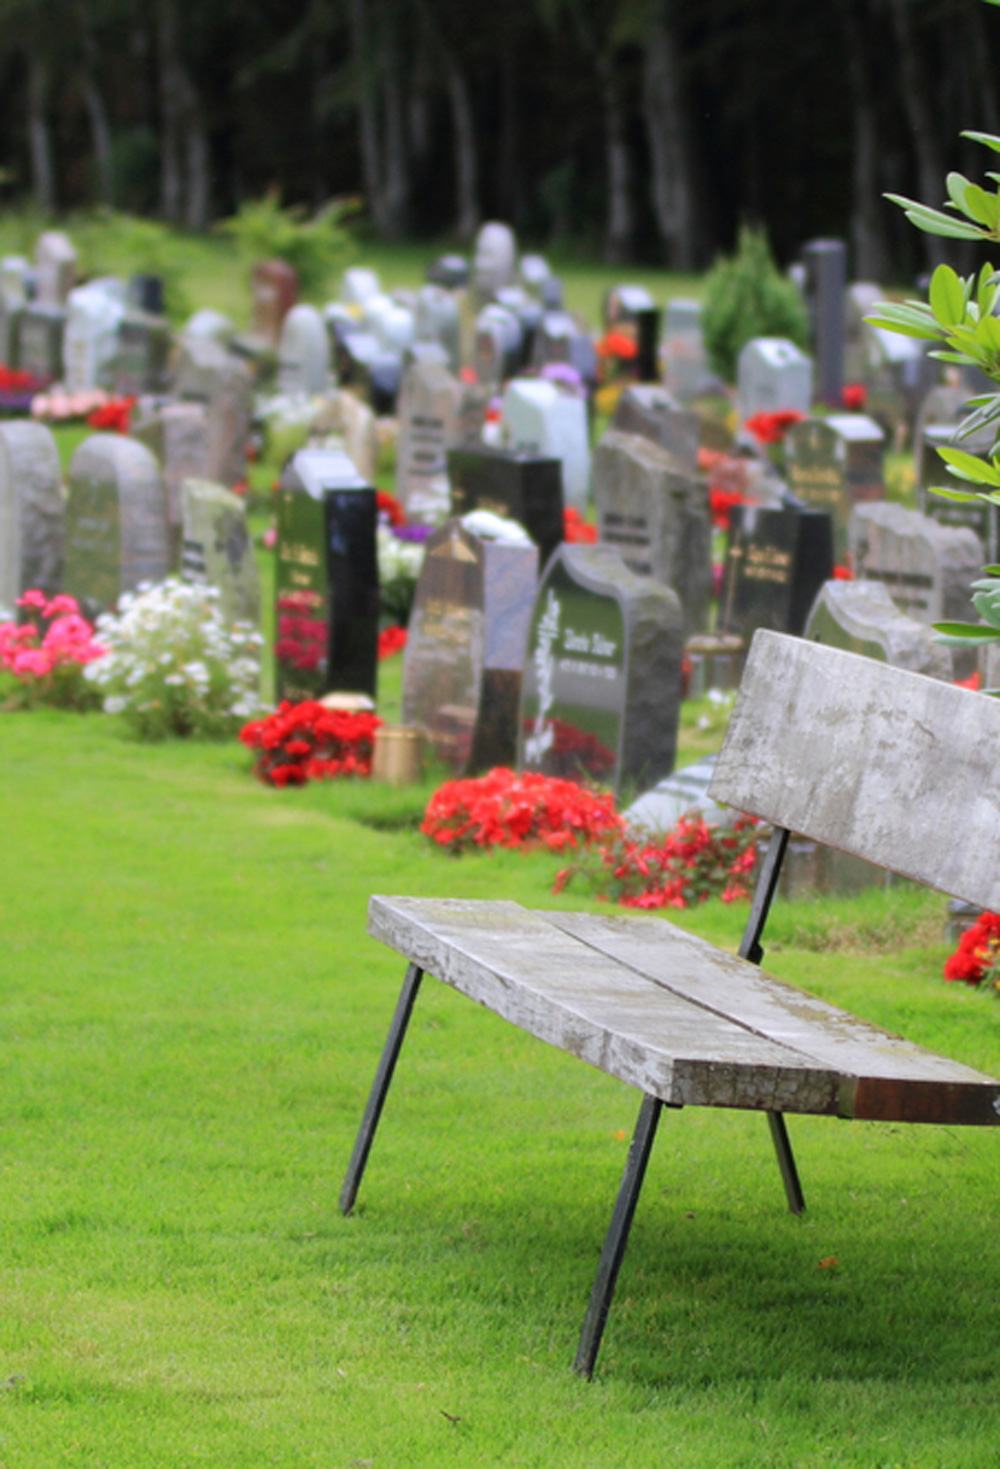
left=0, top=0, right=993, bottom=281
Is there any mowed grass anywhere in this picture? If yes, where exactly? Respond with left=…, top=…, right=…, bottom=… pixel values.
left=2, top=708, right=1000, bottom=1467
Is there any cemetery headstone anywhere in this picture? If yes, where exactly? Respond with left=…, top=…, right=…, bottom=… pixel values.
left=426, top=254, right=469, bottom=290
left=278, top=304, right=331, bottom=397
left=784, top=413, right=885, bottom=560
left=624, top=753, right=728, bottom=835
left=805, top=577, right=953, bottom=679
left=16, top=304, right=64, bottom=383
left=662, top=298, right=711, bottom=402
left=801, top=238, right=846, bottom=407
left=396, top=360, right=463, bottom=524
left=918, top=419, right=998, bottom=562
left=718, top=502, right=834, bottom=640
left=843, top=282, right=883, bottom=384
left=448, top=444, right=564, bottom=569
left=519, top=254, right=552, bottom=295
left=603, top=283, right=654, bottom=329
left=205, top=356, right=253, bottom=490
left=64, top=435, right=169, bottom=618
left=474, top=304, right=523, bottom=391
left=181, top=478, right=261, bottom=625
left=275, top=447, right=378, bottom=700
left=518, top=542, right=683, bottom=795
left=132, top=398, right=209, bottom=555
left=340, top=267, right=381, bottom=306
left=182, top=308, right=235, bottom=345
left=0, top=420, right=63, bottom=606
left=35, top=231, right=76, bottom=307
left=401, top=519, right=538, bottom=773
left=414, top=284, right=460, bottom=371
left=849, top=501, right=983, bottom=626
left=861, top=323, right=937, bottom=441
left=609, top=383, right=699, bottom=473
left=592, top=427, right=711, bottom=635
left=0, top=256, right=29, bottom=367
left=532, top=310, right=597, bottom=388
left=501, top=377, right=590, bottom=514
left=63, top=281, right=125, bottom=391
left=250, top=259, right=298, bottom=345
left=128, top=273, right=164, bottom=316
left=312, top=389, right=379, bottom=483
left=114, top=310, right=171, bottom=395
left=472, top=222, right=516, bottom=304
left=736, top=338, right=813, bottom=425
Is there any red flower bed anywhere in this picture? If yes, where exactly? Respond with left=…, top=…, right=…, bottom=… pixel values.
left=239, top=702, right=382, bottom=786
left=376, top=490, right=405, bottom=527
left=377, top=624, right=407, bottom=658
left=564, top=506, right=597, bottom=543
left=421, top=767, right=621, bottom=854
left=743, top=409, right=804, bottom=444
left=554, top=813, right=759, bottom=910
left=944, top=911, right=1000, bottom=988
left=86, top=396, right=136, bottom=433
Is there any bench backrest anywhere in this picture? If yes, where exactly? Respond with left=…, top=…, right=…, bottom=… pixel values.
left=708, top=629, right=1000, bottom=911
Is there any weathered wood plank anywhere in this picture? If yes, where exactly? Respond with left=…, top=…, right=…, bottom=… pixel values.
left=708, top=629, right=1000, bottom=913
left=367, top=896, right=841, bottom=1113
left=546, top=910, right=1000, bottom=1125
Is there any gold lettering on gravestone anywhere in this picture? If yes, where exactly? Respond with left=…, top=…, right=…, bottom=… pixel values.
left=278, top=542, right=320, bottom=568
left=745, top=545, right=792, bottom=584
left=420, top=595, right=470, bottom=646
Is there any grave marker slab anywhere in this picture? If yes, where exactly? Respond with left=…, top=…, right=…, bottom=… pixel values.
left=181, top=478, right=261, bottom=625
left=35, top=231, right=76, bottom=307
left=532, top=310, right=597, bottom=388
left=401, top=519, right=538, bottom=773
left=801, top=239, right=846, bottom=407
left=414, top=284, right=460, bottom=371
left=736, top=338, right=812, bottom=425
left=278, top=304, right=331, bottom=397
left=662, top=298, right=710, bottom=402
left=63, top=282, right=125, bottom=391
left=609, top=384, right=698, bottom=473
left=16, top=305, right=64, bottom=382
left=131, top=399, right=209, bottom=556
left=502, top=377, right=590, bottom=514
left=114, top=311, right=171, bottom=395
left=518, top=543, right=683, bottom=795
left=472, top=223, right=516, bottom=304
left=784, top=413, right=885, bottom=559
left=396, top=361, right=463, bottom=524
left=624, top=753, right=728, bottom=835
left=593, top=428, right=711, bottom=635
left=275, top=448, right=378, bottom=700
left=718, top=503, right=833, bottom=640
left=312, top=389, right=379, bottom=483
left=251, top=259, right=298, bottom=344
left=448, top=445, right=564, bottom=569
left=64, top=435, right=168, bottom=617
left=0, top=421, right=63, bottom=605
left=805, top=577, right=952, bottom=679
left=849, top=501, right=982, bottom=626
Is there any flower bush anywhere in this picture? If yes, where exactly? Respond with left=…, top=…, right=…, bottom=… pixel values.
left=554, top=813, right=759, bottom=910
left=564, top=506, right=597, bottom=543
left=744, top=409, right=804, bottom=444
left=84, top=579, right=264, bottom=739
left=86, top=396, right=136, bottom=433
left=0, top=590, right=105, bottom=709
left=377, top=625, right=407, bottom=659
left=943, top=911, right=1000, bottom=989
left=377, top=523, right=426, bottom=625
left=421, top=767, right=621, bottom=854
left=239, top=702, right=382, bottom=786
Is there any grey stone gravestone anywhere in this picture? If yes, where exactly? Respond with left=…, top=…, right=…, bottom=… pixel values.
left=426, top=254, right=469, bottom=290
left=181, top=478, right=261, bottom=625
left=784, top=413, right=885, bottom=560
left=312, top=389, right=379, bottom=483
left=414, top=284, right=460, bottom=371
left=849, top=501, right=982, bottom=625
left=736, top=338, right=812, bottom=425
left=532, top=310, right=597, bottom=388
left=718, top=503, right=833, bottom=639
left=0, top=257, right=28, bottom=368
left=182, top=308, right=234, bottom=345
left=609, top=384, right=699, bottom=474
left=396, top=360, right=463, bottom=525
left=275, top=447, right=378, bottom=701
left=114, top=311, right=171, bottom=395
left=805, top=578, right=952, bottom=679
left=662, top=298, right=711, bottom=402
left=603, top=283, right=654, bottom=329
left=448, top=445, right=564, bottom=569
left=132, top=399, right=210, bottom=558
left=278, top=304, right=331, bottom=396
left=913, top=384, right=970, bottom=468
left=0, top=420, right=63, bottom=605
left=801, top=239, right=846, bottom=407
left=501, top=377, right=590, bottom=513
left=64, top=434, right=169, bottom=617
left=401, top=519, right=538, bottom=774
left=16, top=305, right=64, bottom=382
left=63, top=280, right=125, bottom=391
left=35, top=231, right=76, bottom=306
left=472, top=222, right=516, bottom=304
left=172, top=340, right=253, bottom=489
left=474, top=304, right=522, bottom=391
left=624, top=753, right=728, bottom=835
left=861, top=323, right=937, bottom=441
left=592, top=427, right=711, bottom=636
left=518, top=543, right=683, bottom=795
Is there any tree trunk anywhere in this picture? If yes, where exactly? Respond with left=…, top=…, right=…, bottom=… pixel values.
left=597, top=52, right=631, bottom=265
left=446, top=54, right=479, bottom=240
left=156, top=0, right=183, bottom=222
left=77, top=0, right=114, bottom=205
left=380, top=3, right=409, bottom=239
left=642, top=11, right=698, bottom=270
left=887, top=0, right=945, bottom=268
left=836, top=0, right=889, bottom=280
left=26, top=51, right=56, bottom=214
left=497, top=38, right=522, bottom=228
left=349, top=0, right=388, bottom=235
left=182, top=83, right=211, bottom=230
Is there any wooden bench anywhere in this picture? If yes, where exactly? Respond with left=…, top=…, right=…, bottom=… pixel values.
left=340, top=629, right=1000, bottom=1376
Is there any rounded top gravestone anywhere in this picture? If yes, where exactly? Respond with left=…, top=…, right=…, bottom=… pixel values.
left=473, top=222, right=517, bottom=304
left=278, top=305, right=331, bottom=397
left=64, top=434, right=168, bottom=618
left=182, top=308, right=235, bottom=345
left=0, top=420, right=63, bottom=607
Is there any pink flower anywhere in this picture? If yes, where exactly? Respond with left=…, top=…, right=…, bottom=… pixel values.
left=43, top=594, right=80, bottom=618
left=13, top=648, right=53, bottom=678
left=16, top=589, right=48, bottom=611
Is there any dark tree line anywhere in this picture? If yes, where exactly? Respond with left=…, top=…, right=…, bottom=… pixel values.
left=2, top=0, right=997, bottom=278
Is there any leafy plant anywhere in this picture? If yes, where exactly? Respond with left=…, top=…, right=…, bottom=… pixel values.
left=72, top=209, right=193, bottom=321
left=554, top=813, right=759, bottom=910
left=867, top=130, right=1000, bottom=655
left=0, top=590, right=104, bottom=710
left=215, top=191, right=356, bottom=299
left=701, top=226, right=809, bottom=382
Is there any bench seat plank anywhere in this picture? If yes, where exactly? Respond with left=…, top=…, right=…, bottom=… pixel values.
left=368, top=896, right=841, bottom=1112
left=547, top=910, right=1000, bottom=1125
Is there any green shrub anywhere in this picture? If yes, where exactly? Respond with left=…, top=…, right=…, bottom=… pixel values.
left=215, top=192, right=357, bottom=300
left=701, top=226, right=809, bottom=382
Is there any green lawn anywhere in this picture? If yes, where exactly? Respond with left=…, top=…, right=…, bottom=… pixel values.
left=2, top=707, right=999, bottom=1467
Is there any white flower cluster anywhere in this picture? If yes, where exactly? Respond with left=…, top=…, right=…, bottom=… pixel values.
left=84, top=578, right=265, bottom=740
left=377, top=526, right=425, bottom=623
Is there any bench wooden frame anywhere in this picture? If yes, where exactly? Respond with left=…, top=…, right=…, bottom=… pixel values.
left=341, top=630, right=1000, bottom=1376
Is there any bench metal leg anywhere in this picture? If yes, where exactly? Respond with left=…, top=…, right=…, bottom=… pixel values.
left=340, top=962, right=424, bottom=1216
left=767, top=1110, right=805, bottom=1214
left=574, top=1093, right=663, bottom=1379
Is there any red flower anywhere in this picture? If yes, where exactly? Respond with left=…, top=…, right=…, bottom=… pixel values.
left=832, top=564, right=853, bottom=581
left=86, top=396, right=136, bottom=433
left=376, top=490, right=405, bottom=527
left=240, top=702, right=382, bottom=786
left=595, top=330, right=638, bottom=360
left=377, top=625, right=407, bottom=658
left=421, top=767, right=620, bottom=855
left=563, top=506, right=597, bottom=544
left=744, top=410, right=804, bottom=444
left=955, top=671, right=981, bottom=691
left=841, top=383, right=866, bottom=411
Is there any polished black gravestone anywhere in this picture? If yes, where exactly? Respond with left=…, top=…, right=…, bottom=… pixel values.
left=718, top=503, right=833, bottom=640
left=401, top=520, right=539, bottom=774
left=275, top=448, right=378, bottom=701
left=448, top=445, right=563, bottom=569
left=518, top=543, right=683, bottom=795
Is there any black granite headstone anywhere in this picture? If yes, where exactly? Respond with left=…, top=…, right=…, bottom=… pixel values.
left=275, top=448, right=378, bottom=701
left=718, top=503, right=834, bottom=639
left=801, top=239, right=846, bottom=407
left=518, top=543, right=683, bottom=795
left=448, top=445, right=564, bottom=570
left=401, top=520, right=539, bottom=774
